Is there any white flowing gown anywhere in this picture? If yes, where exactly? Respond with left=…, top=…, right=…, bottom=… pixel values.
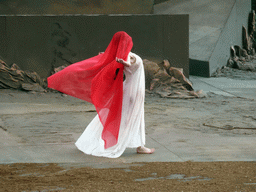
left=75, top=52, right=146, bottom=158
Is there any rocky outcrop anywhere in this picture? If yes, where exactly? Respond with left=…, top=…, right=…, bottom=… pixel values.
left=144, top=59, right=205, bottom=99
left=212, top=11, right=256, bottom=77
left=0, top=60, right=46, bottom=92
left=0, top=57, right=204, bottom=99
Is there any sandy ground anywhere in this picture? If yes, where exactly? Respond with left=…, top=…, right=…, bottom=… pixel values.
left=1, top=162, right=256, bottom=191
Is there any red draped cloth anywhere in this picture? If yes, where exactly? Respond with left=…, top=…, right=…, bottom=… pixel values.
left=47, top=31, right=133, bottom=149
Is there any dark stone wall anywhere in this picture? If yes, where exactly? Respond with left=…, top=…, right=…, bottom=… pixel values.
left=0, top=0, right=154, bottom=14
left=252, top=0, right=256, bottom=11
left=0, top=14, right=189, bottom=78
left=154, top=0, right=170, bottom=5
left=189, top=59, right=209, bottom=77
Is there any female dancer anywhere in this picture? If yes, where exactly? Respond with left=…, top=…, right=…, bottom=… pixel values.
left=47, top=31, right=154, bottom=158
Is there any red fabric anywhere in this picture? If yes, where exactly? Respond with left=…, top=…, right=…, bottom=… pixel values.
left=47, top=31, right=133, bottom=149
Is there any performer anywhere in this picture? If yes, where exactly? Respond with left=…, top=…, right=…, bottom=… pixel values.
left=47, top=31, right=154, bottom=158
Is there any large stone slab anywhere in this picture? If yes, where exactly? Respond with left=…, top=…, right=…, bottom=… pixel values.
left=154, top=0, right=251, bottom=77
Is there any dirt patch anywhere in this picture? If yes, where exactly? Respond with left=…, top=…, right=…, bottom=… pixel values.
left=1, top=162, right=256, bottom=191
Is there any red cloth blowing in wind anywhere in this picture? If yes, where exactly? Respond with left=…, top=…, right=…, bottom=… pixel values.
left=47, top=31, right=133, bottom=149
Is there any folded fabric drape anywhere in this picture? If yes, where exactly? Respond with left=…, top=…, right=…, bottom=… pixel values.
left=47, top=31, right=133, bottom=149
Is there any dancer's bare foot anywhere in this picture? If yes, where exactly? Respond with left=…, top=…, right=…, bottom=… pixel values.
left=136, top=146, right=155, bottom=154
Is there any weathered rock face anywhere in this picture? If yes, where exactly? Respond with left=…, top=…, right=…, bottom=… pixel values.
left=0, top=60, right=46, bottom=92
left=143, top=59, right=204, bottom=99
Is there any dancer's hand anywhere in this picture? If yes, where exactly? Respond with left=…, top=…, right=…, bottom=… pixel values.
left=116, top=57, right=131, bottom=67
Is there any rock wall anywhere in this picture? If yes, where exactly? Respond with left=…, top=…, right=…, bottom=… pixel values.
left=154, top=0, right=169, bottom=5
left=0, top=15, right=189, bottom=78
left=0, top=0, right=154, bottom=14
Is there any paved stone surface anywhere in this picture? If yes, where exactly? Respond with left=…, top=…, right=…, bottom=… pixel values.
left=1, top=77, right=256, bottom=168
left=191, top=76, right=256, bottom=100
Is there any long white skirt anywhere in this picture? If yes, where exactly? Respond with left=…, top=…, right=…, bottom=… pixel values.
left=75, top=52, right=145, bottom=158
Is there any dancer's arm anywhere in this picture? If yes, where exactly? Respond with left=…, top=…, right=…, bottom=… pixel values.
left=116, top=55, right=136, bottom=67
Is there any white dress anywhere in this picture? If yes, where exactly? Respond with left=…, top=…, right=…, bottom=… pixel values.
left=75, top=52, right=146, bottom=158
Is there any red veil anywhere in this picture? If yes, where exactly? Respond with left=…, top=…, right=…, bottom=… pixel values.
left=47, top=31, right=133, bottom=149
